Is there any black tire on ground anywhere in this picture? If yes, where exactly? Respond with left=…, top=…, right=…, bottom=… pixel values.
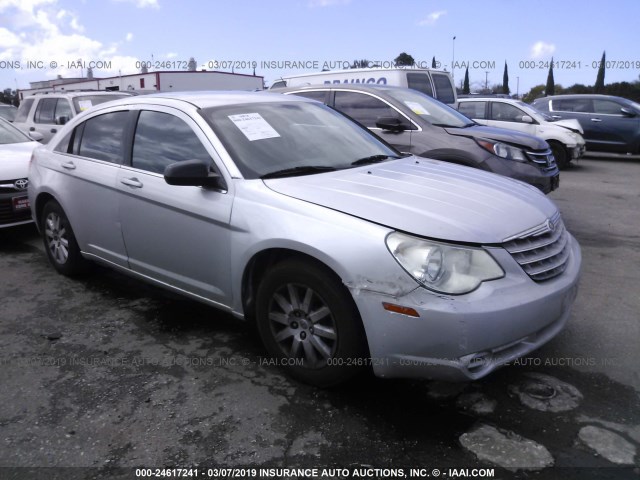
left=40, top=200, right=89, bottom=276
left=549, top=141, right=569, bottom=169
left=255, top=259, right=368, bottom=387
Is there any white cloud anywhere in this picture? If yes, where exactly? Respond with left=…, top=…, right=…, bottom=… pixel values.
left=530, top=41, right=556, bottom=59
left=166, top=52, right=178, bottom=58
left=111, top=0, right=159, bottom=8
left=0, top=0, right=143, bottom=84
left=418, top=10, right=446, bottom=26
left=308, top=0, right=350, bottom=7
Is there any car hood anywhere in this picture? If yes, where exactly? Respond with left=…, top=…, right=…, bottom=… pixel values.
left=264, top=157, right=558, bottom=244
left=551, top=118, right=584, bottom=134
left=445, top=124, right=548, bottom=150
left=0, top=142, right=38, bottom=180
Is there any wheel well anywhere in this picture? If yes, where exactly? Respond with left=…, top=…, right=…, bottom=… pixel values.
left=242, top=249, right=344, bottom=322
left=34, top=193, right=56, bottom=227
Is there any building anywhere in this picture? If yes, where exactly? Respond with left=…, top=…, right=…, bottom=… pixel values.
left=18, top=70, right=264, bottom=99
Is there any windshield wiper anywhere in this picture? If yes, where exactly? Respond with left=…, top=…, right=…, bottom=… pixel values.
left=350, top=154, right=398, bottom=166
left=261, top=165, right=337, bottom=179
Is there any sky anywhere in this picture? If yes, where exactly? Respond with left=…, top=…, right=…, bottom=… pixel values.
left=1, top=0, right=639, bottom=96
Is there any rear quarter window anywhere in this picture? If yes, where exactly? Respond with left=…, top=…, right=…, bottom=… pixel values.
left=14, top=98, right=35, bottom=123
left=458, top=101, right=486, bottom=119
left=431, top=73, right=455, bottom=104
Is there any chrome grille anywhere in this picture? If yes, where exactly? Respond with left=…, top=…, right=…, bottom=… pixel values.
left=526, top=150, right=556, bottom=171
left=503, top=213, right=569, bottom=282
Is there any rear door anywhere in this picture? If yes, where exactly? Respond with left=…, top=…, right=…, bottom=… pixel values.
left=116, top=106, right=234, bottom=305
left=47, top=109, right=131, bottom=266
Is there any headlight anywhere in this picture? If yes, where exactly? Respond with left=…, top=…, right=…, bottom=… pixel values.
left=475, top=138, right=527, bottom=162
left=386, top=232, right=504, bottom=294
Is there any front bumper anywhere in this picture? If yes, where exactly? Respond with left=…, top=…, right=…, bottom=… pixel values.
left=350, top=233, right=581, bottom=381
left=571, top=144, right=586, bottom=160
left=0, top=189, right=33, bottom=229
left=482, top=155, right=559, bottom=194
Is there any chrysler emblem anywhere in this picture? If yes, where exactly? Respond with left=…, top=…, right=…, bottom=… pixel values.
left=546, top=219, right=556, bottom=233
left=14, top=179, right=29, bottom=190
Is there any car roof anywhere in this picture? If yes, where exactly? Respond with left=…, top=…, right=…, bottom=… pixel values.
left=272, top=84, right=413, bottom=96
left=458, top=97, right=521, bottom=103
left=95, top=90, right=315, bottom=110
left=538, top=94, right=631, bottom=102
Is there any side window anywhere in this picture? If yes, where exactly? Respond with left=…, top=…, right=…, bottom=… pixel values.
left=35, top=98, right=57, bottom=124
left=132, top=111, right=212, bottom=174
left=406, top=73, right=434, bottom=97
left=14, top=98, right=35, bottom=123
left=78, top=111, right=129, bottom=163
left=431, top=73, right=455, bottom=104
left=491, top=102, right=527, bottom=122
left=334, top=91, right=401, bottom=128
left=458, top=101, right=486, bottom=119
left=552, top=98, right=593, bottom=113
left=593, top=99, right=624, bottom=115
left=54, top=99, right=73, bottom=123
left=291, top=91, right=328, bottom=104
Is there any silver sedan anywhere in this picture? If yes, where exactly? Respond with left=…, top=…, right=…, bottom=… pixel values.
left=28, top=92, right=581, bottom=386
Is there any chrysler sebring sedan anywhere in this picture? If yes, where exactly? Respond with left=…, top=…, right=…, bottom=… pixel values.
left=29, top=92, right=581, bottom=386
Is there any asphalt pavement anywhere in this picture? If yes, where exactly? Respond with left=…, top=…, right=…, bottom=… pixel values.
left=0, top=156, right=638, bottom=479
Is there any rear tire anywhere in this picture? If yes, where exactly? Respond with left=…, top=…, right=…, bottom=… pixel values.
left=549, top=141, right=569, bottom=170
left=40, top=200, right=89, bottom=276
left=255, top=259, right=368, bottom=387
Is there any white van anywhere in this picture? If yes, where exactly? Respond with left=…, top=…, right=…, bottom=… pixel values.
left=270, top=68, right=457, bottom=105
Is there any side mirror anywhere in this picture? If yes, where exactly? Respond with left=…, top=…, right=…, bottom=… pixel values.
left=521, top=115, right=534, bottom=124
left=164, top=160, right=225, bottom=189
left=56, top=115, right=69, bottom=125
left=29, top=131, right=44, bottom=142
left=376, top=116, right=409, bottom=132
left=620, top=107, right=637, bottom=118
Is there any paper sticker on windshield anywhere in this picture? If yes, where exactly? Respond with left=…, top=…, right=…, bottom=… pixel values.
left=404, top=101, right=429, bottom=115
left=228, top=113, right=280, bottom=141
left=78, top=100, right=93, bottom=111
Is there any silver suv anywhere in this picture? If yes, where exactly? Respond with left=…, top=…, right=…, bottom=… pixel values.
left=29, top=92, right=581, bottom=386
left=13, top=91, right=132, bottom=143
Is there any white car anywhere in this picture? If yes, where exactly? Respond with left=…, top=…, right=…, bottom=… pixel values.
left=457, top=97, right=586, bottom=169
left=0, top=118, right=41, bottom=228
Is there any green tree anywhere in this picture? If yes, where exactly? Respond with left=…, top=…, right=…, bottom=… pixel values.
left=523, top=84, right=546, bottom=104
left=502, top=61, right=510, bottom=94
left=432, top=56, right=437, bottom=68
left=394, top=52, right=415, bottom=67
left=545, top=58, right=555, bottom=96
left=463, top=67, right=470, bottom=94
left=595, top=51, right=606, bottom=93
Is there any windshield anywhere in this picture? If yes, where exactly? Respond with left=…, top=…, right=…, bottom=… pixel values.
left=0, top=118, right=32, bottom=144
left=72, top=94, right=130, bottom=113
left=201, top=101, right=400, bottom=179
left=382, top=87, right=473, bottom=128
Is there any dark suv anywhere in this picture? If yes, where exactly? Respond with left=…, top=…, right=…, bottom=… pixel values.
left=532, top=94, right=640, bottom=154
left=277, top=85, right=559, bottom=193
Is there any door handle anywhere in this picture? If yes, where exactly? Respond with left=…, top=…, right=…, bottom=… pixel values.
left=50, top=128, right=57, bottom=133
left=590, top=118, right=602, bottom=122
left=551, top=115, right=562, bottom=119
left=121, top=177, right=143, bottom=188
left=61, top=161, right=76, bottom=170
left=29, top=127, right=35, bottom=131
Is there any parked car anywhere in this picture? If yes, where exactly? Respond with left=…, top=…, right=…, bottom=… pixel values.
left=29, top=92, right=581, bottom=386
left=276, top=85, right=559, bottom=193
left=0, top=118, right=42, bottom=228
left=0, top=104, right=18, bottom=122
left=532, top=94, right=640, bottom=154
left=13, top=91, right=132, bottom=143
left=457, top=97, right=586, bottom=169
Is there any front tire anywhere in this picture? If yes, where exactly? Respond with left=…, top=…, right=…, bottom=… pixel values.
left=255, top=259, right=368, bottom=387
left=549, top=141, right=569, bottom=170
left=40, top=200, right=88, bottom=276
